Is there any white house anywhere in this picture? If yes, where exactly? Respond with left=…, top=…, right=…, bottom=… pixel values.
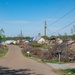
left=5, top=40, right=16, bottom=45
left=32, top=36, right=45, bottom=44
left=37, top=37, right=45, bottom=44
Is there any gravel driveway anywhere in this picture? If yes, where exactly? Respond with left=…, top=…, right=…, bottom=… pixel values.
left=0, top=45, right=60, bottom=75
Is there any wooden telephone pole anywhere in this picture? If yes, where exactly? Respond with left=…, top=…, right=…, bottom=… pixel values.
left=44, top=21, right=47, bottom=40
left=20, top=30, right=23, bottom=38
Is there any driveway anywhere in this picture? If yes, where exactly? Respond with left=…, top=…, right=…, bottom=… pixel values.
left=0, top=45, right=60, bottom=75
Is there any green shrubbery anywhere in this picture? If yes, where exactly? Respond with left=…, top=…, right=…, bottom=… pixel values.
left=30, top=44, right=43, bottom=47
left=61, top=69, right=75, bottom=75
left=0, top=45, right=8, bottom=57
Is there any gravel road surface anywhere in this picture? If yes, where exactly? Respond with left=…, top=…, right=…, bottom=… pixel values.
left=0, top=45, right=60, bottom=75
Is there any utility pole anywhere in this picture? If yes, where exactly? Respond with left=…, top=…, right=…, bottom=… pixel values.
left=20, top=30, right=23, bottom=38
left=44, top=21, right=47, bottom=39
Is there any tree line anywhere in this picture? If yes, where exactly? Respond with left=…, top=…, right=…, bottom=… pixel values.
left=0, top=25, right=75, bottom=41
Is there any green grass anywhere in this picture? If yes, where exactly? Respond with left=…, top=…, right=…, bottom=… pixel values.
left=22, top=51, right=42, bottom=62
left=61, top=69, right=75, bottom=75
left=22, top=52, right=31, bottom=57
left=22, top=51, right=66, bottom=64
left=30, top=57, right=42, bottom=62
left=43, top=60, right=66, bottom=64
left=0, top=46, right=8, bottom=57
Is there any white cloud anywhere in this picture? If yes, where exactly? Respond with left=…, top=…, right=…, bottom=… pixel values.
left=3, top=20, right=42, bottom=24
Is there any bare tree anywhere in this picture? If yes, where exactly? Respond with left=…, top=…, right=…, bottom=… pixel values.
left=71, top=25, right=75, bottom=35
left=0, top=28, right=5, bottom=38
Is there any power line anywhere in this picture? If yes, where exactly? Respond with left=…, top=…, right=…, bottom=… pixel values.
left=46, top=27, right=51, bottom=34
left=52, top=1, right=68, bottom=17
left=49, top=21, right=75, bottom=35
left=46, top=1, right=68, bottom=21
left=48, top=7, right=75, bottom=26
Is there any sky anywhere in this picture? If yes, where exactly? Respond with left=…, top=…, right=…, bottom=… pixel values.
left=0, top=0, right=75, bottom=37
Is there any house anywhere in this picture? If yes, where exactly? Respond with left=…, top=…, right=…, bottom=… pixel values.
left=49, top=38, right=63, bottom=45
left=5, top=40, right=14, bottom=45
left=37, top=37, right=45, bottom=44
left=56, top=38, right=63, bottom=44
left=33, top=36, right=45, bottom=44
left=61, top=40, right=75, bottom=45
left=61, top=40, right=75, bottom=50
left=69, top=41, right=75, bottom=50
left=5, top=40, right=17, bottom=45
left=49, top=38, right=56, bottom=45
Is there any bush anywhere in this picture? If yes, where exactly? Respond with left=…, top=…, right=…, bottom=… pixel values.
left=0, top=45, right=8, bottom=57
left=29, top=43, right=43, bottom=47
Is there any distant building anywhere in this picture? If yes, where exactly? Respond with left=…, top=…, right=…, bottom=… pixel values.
left=37, top=38, right=45, bottom=44
left=61, top=40, right=75, bottom=45
left=49, top=38, right=63, bottom=45
left=32, top=36, right=45, bottom=44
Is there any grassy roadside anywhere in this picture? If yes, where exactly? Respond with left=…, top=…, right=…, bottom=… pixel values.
left=43, top=60, right=66, bottom=64
left=0, top=46, right=8, bottom=57
left=22, top=52, right=42, bottom=62
left=22, top=52, right=31, bottom=57
left=21, top=50, right=75, bottom=75
left=22, top=51, right=66, bottom=63
left=60, top=69, right=75, bottom=75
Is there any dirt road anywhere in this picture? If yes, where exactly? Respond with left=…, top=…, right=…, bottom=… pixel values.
left=0, top=45, right=60, bottom=75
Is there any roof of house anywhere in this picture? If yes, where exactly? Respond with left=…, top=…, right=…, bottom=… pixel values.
left=33, top=36, right=41, bottom=41
left=49, top=38, right=56, bottom=40
left=61, top=40, right=75, bottom=45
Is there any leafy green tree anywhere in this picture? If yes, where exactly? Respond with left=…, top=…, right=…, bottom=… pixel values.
left=23, top=37, right=31, bottom=40
left=42, top=36, right=49, bottom=40
left=0, top=36, right=2, bottom=40
left=50, top=35, right=56, bottom=38
left=38, top=33, right=41, bottom=37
